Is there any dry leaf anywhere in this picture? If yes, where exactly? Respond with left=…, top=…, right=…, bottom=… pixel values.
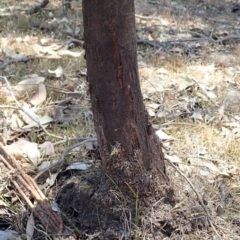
left=5, top=144, right=24, bottom=160
left=10, top=113, right=24, bottom=130
left=20, top=103, right=41, bottom=125
left=0, top=230, right=19, bottom=240
left=189, top=158, right=219, bottom=173
left=192, top=87, right=208, bottom=101
left=148, top=103, right=160, bottom=109
left=26, top=213, right=34, bottom=240
left=85, top=141, right=94, bottom=150
left=40, top=37, right=50, bottom=45
left=51, top=200, right=61, bottom=212
left=66, top=162, right=90, bottom=170
left=58, top=49, right=84, bottom=57
left=4, top=46, right=25, bottom=59
left=30, top=82, right=47, bottom=106
left=46, top=173, right=59, bottom=187
left=48, top=65, right=63, bottom=78
left=38, top=159, right=58, bottom=171
left=206, top=91, right=216, bottom=99
left=170, top=47, right=184, bottom=54
left=0, top=199, right=8, bottom=207
left=148, top=109, right=155, bottom=117
left=221, top=126, right=232, bottom=137
left=22, top=115, right=53, bottom=129
left=8, top=139, right=40, bottom=167
left=15, top=75, right=45, bottom=91
left=218, top=105, right=225, bottom=119
left=156, top=110, right=169, bottom=118
left=156, top=68, right=169, bottom=74
left=191, top=107, right=204, bottom=121
left=165, top=154, right=182, bottom=163
left=39, top=141, right=55, bottom=156
left=156, top=129, right=174, bottom=141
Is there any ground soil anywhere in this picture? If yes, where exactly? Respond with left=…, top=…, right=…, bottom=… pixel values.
left=0, top=0, right=240, bottom=239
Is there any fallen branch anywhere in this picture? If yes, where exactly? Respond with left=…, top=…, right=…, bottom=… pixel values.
left=137, top=39, right=168, bottom=49
left=137, top=34, right=240, bottom=55
left=35, top=137, right=98, bottom=181
left=63, top=38, right=83, bottom=49
left=135, top=14, right=163, bottom=21
left=0, top=142, right=63, bottom=236
left=189, top=77, right=217, bottom=106
left=165, top=157, right=222, bottom=240
left=0, top=56, right=40, bottom=70
left=28, top=0, right=49, bottom=15
left=214, top=35, right=240, bottom=43
left=0, top=76, right=64, bottom=140
left=162, top=35, right=240, bottom=44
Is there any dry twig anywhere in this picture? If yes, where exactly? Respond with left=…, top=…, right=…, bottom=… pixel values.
left=137, top=39, right=170, bottom=52
left=0, top=76, right=64, bottom=139
left=28, top=0, right=49, bottom=15
left=137, top=35, right=240, bottom=53
left=2, top=110, right=7, bottom=144
left=165, top=157, right=222, bottom=239
left=135, top=14, right=163, bottom=21
left=34, top=137, right=98, bottom=181
left=64, top=38, right=83, bottom=49
left=0, top=143, right=63, bottom=236
left=0, top=56, right=40, bottom=70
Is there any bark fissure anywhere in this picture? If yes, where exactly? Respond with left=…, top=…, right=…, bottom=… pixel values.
left=111, top=18, right=123, bottom=88
left=83, top=0, right=167, bottom=190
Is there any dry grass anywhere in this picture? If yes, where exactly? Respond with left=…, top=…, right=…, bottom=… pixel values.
left=0, top=0, right=240, bottom=239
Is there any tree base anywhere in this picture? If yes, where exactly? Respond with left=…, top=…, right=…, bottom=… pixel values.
left=56, top=165, right=175, bottom=239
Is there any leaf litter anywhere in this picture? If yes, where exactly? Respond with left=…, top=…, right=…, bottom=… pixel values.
left=0, top=0, right=240, bottom=239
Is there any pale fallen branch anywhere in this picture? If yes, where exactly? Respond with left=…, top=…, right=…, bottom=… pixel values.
left=135, top=14, right=163, bottom=21
left=0, top=143, right=63, bottom=236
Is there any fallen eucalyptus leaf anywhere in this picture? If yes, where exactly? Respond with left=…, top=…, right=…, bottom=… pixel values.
left=26, top=213, right=34, bottom=240
left=66, top=162, right=91, bottom=170
left=30, top=82, right=47, bottom=106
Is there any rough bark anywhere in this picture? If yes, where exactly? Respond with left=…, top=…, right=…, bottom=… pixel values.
left=83, top=0, right=167, bottom=194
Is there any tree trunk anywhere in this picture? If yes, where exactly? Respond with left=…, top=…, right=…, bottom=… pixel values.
left=83, top=0, right=167, bottom=195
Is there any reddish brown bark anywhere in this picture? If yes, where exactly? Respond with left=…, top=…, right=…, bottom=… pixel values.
left=83, top=0, right=167, bottom=190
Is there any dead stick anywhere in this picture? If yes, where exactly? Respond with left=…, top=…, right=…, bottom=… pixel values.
left=0, top=154, right=60, bottom=230
left=12, top=181, right=35, bottom=209
left=28, top=0, right=49, bottom=15
left=0, top=76, right=63, bottom=139
left=0, top=56, right=40, bottom=70
left=165, top=157, right=222, bottom=239
left=36, top=137, right=98, bottom=177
